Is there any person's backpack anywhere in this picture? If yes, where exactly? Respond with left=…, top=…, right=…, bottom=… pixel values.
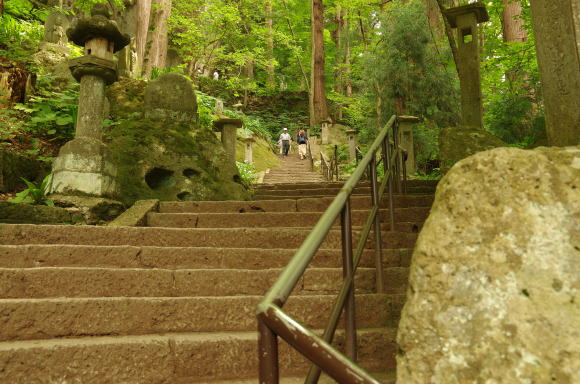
left=298, top=134, right=307, bottom=144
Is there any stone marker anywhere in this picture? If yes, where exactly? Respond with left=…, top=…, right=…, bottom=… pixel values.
left=50, top=4, right=130, bottom=197
left=321, top=118, right=332, bottom=145
left=214, top=118, right=243, bottom=161
left=397, top=146, right=580, bottom=383
left=398, top=116, right=420, bottom=176
left=241, top=136, right=255, bottom=164
left=215, top=99, right=224, bottom=115
left=144, top=73, right=197, bottom=123
left=444, top=3, right=489, bottom=129
left=346, top=129, right=357, bottom=162
left=530, top=1, right=580, bottom=146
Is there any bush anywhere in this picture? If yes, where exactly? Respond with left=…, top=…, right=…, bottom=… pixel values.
left=236, top=161, right=258, bottom=185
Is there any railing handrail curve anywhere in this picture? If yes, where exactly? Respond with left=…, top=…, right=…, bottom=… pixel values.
left=258, top=114, right=400, bottom=384
left=261, top=114, right=396, bottom=305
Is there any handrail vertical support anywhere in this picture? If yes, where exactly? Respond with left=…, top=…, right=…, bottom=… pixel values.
left=341, top=198, right=357, bottom=361
left=334, top=145, right=339, bottom=181
left=393, top=119, right=402, bottom=194
left=369, top=157, right=385, bottom=294
left=258, top=317, right=279, bottom=384
left=382, top=137, right=395, bottom=232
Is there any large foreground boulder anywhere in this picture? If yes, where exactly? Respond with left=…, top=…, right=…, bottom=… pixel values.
left=397, top=146, right=579, bottom=383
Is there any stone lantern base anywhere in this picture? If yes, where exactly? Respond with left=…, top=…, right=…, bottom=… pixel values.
left=50, top=137, right=118, bottom=197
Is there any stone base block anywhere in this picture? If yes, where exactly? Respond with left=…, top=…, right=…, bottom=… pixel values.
left=50, top=138, right=118, bottom=197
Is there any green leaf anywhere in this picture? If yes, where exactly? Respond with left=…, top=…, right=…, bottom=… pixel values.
left=55, top=115, right=73, bottom=126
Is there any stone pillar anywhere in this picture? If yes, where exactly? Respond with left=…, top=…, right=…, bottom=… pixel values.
left=321, top=119, right=331, bottom=145
left=50, top=4, right=129, bottom=197
left=215, top=99, right=224, bottom=115
left=530, top=1, right=580, bottom=146
left=242, top=137, right=255, bottom=164
left=444, top=4, right=489, bottom=129
left=346, top=129, right=357, bottom=162
left=214, top=118, right=243, bottom=161
left=398, top=116, right=420, bottom=176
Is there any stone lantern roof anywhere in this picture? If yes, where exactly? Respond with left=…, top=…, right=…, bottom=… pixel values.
left=443, top=2, right=489, bottom=28
left=67, top=4, right=130, bottom=52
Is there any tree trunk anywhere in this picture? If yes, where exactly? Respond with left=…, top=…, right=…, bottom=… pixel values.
left=425, top=0, right=444, bottom=39
left=310, top=0, right=328, bottom=127
left=0, top=0, right=4, bottom=16
left=344, top=8, right=352, bottom=97
left=135, top=0, right=152, bottom=77
left=435, top=0, right=460, bottom=73
left=265, top=0, right=275, bottom=88
left=502, top=0, right=527, bottom=43
left=333, top=5, right=343, bottom=94
left=142, top=0, right=172, bottom=78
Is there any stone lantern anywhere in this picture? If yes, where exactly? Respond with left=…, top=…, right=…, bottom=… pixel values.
left=443, top=3, right=489, bottom=129
left=214, top=118, right=243, bottom=162
left=346, top=129, right=357, bottom=162
left=321, top=117, right=332, bottom=145
left=241, top=136, right=256, bottom=164
left=398, top=115, right=420, bottom=176
left=50, top=4, right=130, bottom=197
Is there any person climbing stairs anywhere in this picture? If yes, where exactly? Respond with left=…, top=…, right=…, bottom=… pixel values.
left=0, top=179, right=436, bottom=383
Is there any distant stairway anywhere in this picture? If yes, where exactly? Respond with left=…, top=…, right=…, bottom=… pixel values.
left=263, top=153, right=325, bottom=184
left=0, top=179, right=436, bottom=383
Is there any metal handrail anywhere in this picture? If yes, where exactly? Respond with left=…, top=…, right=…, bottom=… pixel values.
left=307, top=142, right=314, bottom=170
left=257, top=115, right=404, bottom=384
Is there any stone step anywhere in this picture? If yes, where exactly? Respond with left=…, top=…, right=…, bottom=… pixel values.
left=0, top=267, right=409, bottom=298
left=0, top=293, right=405, bottom=341
left=255, top=187, right=376, bottom=197
left=0, top=225, right=419, bottom=249
left=0, top=245, right=413, bottom=270
left=256, top=180, right=438, bottom=190
left=147, top=209, right=428, bottom=229
left=158, top=195, right=433, bottom=213
left=256, top=188, right=435, bottom=199
left=0, top=329, right=396, bottom=383
left=208, top=372, right=396, bottom=384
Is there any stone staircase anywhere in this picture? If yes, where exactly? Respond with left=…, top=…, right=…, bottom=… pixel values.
left=0, top=178, right=436, bottom=383
left=263, top=153, right=325, bottom=184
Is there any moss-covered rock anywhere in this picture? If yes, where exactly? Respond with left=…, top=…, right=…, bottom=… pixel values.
left=439, top=125, right=506, bottom=174
left=0, top=150, right=49, bottom=193
left=106, top=76, right=250, bottom=205
left=0, top=201, right=84, bottom=224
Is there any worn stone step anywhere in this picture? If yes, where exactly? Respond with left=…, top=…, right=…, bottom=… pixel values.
left=207, top=372, right=396, bottom=384
left=0, top=329, right=397, bottom=383
left=159, top=195, right=433, bottom=213
left=256, top=188, right=435, bottom=199
left=0, top=225, right=418, bottom=249
left=0, top=293, right=405, bottom=341
left=147, top=209, right=428, bottom=229
left=256, top=180, right=438, bottom=190
left=255, top=187, right=375, bottom=197
left=0, top=267, right=409, bottom=298
left=0, top=245, right=413, bottom=270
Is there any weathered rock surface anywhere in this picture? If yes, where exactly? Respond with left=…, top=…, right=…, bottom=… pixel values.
left=397, top=146, right=580, bottom=383
left=0, top=202, right=84, bottom=224
left=106, top=77, right=249, bottom=205
left=439, top=125, right=505, bottom=174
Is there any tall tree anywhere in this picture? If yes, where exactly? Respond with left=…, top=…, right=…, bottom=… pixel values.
left=265, top=0, right=275, bottom=88
left=143, top=0, right=172, bottom=78
left=502, top=0, right=526, bottom=43
left=310, top=0, right=328, bottom=126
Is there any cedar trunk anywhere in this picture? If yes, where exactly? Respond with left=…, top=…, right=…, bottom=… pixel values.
left=142, top=0, right=172, bottom=78
left=310, top=0, right=328, bottom=127
left=502, top=0, right=527, bottom=43
left=266, top=1, right=275, bottom=88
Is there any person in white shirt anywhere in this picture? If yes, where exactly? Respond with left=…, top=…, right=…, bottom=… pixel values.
left=279, top=128, right=292, bottom=157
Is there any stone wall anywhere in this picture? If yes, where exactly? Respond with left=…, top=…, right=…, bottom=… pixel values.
left=397, top=146, right=580, bottom=383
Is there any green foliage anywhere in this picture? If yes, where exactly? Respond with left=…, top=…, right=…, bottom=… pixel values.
left=0, top=13, right=43, bottom=61
left=196, top=91, right=217, bottom=131
left=236, top=161, right=258, bottom=185
left=360, top=0, right=459, bottom=143
left=413, top=122, right=439, bottom=175
left=8, top=174, right=54, bottom=206
left=14, top=78, right=79, bottom=141
left=480, top=0, right=545, bottom=145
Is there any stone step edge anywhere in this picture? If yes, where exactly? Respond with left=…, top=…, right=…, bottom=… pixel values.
left=0, top=327, right=397, bottom=351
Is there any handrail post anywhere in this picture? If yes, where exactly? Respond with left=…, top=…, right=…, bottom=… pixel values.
left=258, top=317, right=279, bottom=384
left=341, top=197, right=357, bottom=361
left=401, top=150, right=408, bottom=194
left=383, top=137, right=395, bottom=232
left=393, top=119, right=402, bottom=193
left=369, top=157, right=385, bottom=294
left=334, top=145, right=339, bottom=181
